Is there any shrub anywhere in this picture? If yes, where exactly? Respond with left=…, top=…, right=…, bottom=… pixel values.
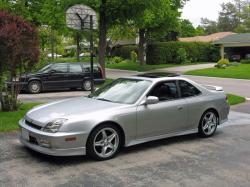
left=130, top=51, right=138, bottom=63
left=215, top=59, right=230, bottom=69
left=240, top=59, right=250, bottom=64
left=218, top=58, right=230, bottom=66
left=112, top=56, right=123, bottom=64
left=112, top=45, right=138, bottom=59
left=176, top=48, right=188, bottom=64
left=146, top=42, right=219, bottom=65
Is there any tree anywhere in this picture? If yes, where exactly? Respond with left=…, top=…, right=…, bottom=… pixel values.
left=0, top=11, right=39, bottom=111
left=200, top=18, right=218, bottom=34
left=179, top=19, right=196, bottom=37
left=217, top=2, right=239, bottom=31
left=132, top=0, right=185, bottom=65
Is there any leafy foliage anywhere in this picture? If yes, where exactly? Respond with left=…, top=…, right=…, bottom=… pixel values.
left=0, top=10, right=39, bottom=111
left=146, top=42, right=219, bottom=65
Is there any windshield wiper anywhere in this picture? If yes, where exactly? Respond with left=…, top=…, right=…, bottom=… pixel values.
left=96, top=98, right=112, bottom=102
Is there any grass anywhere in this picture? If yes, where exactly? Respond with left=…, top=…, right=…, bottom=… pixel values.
left=0, top=103, right=41, bottom=132
left=227, top=94, right=246, bottom=106
left=185, top=64, right=250, bottom=80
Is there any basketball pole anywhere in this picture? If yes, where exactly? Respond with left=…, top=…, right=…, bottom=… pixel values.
left=90, top=15, right=94, bottom=93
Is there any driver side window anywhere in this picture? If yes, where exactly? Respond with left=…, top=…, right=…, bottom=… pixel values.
left=148, top=81, right=179, bottom=101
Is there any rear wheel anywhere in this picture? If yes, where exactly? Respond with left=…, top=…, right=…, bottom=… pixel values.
left=87, top=124, right=121, bottom=161
left=28, top=81, right=41, bottom=94
left=82, top=80, right=92, bottom=91
left=198, top=110, right=218, bottom=137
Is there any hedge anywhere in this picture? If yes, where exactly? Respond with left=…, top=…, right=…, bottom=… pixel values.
left=111, top=45, right=138, bottom=59
left=146, top=42, right=220, bottom=65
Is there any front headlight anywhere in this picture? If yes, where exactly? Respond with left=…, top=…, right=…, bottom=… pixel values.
left=42, top=118, right=68, bottom=133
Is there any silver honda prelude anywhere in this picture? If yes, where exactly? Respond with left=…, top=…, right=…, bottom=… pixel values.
left=19, top=73, right=230, bottom=160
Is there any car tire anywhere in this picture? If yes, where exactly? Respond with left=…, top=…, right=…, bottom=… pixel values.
left=87, top=124, right=121, bottom=161
left=28, top=81, right=42, bottom=94
left=198, top=110, right=218, bottom=138
left=82, top=80, right=92, bottom=91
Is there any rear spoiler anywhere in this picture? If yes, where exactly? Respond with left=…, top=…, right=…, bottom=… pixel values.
left=202, top=85, right=224, bottom=91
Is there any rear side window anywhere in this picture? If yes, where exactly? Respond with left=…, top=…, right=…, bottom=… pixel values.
left=51, top=64, right=67, bottom=73
left=69, top=64, right=82, bottom=73
left=179, top=80, right=201, bottom=98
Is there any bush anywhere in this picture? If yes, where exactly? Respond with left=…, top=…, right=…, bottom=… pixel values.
left=215, top=58, right=230, bottom=69
left=112, top=56, right=123, bottom=64
left=112, top=45, right=138, bottom=59
left=146, top=42, right=220, bottom=65
left=240, top=59, right=250, bottom=64
left=130, top=51, right=137, bottom=63
left=176, top=48, right=188, bottom=64
left=218, top=58, right=230, bottom=65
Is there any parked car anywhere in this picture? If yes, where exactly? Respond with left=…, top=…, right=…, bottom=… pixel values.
left=47, top=53, right=62, bottom=58
left=19, top=73, right=230, bottom=160
left=8, top=63, right=105, bottom=93
left=230, top=55, right=241, bottom=62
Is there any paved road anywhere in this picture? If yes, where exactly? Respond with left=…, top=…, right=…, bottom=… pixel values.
left=1, top=111, right=250, bottom=187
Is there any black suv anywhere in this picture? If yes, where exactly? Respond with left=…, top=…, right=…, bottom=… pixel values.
left=12, top=63, right=105, bottom=94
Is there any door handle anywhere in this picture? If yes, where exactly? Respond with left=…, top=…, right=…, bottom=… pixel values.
left=177, top=106, right=183, bottom=110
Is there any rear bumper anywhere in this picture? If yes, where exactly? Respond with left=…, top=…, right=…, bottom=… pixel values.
left=19, top=119, right=87, bottom=156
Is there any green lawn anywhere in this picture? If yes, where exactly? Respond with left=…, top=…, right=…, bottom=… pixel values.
left=227, top=94, right=246, bottom=106
left=106, top=61, right=210, bottom=72
left=0, top=103, right=41, bottom=132
left=185, top=64, right=250, bottom=80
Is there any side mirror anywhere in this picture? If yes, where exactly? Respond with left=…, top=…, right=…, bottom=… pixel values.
left=143, top=96, right=159, bottom=105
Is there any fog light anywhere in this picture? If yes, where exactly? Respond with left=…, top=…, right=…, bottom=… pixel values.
left=39, top=139, right=51, bottom=148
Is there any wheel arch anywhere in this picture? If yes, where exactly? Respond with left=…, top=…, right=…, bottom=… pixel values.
left=87, top=121, right=126, bottom=147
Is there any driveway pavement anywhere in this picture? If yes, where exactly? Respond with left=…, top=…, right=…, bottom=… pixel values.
left=1, top=111, right=250, bottom=187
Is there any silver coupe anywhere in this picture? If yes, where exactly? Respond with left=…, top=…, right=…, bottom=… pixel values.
left=19, top=73, right=230, bottom=160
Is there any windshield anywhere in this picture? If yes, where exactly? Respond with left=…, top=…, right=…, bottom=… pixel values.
left=38, top=64, right=52, bottom=73
left=89, top=78, right=152, bottom=104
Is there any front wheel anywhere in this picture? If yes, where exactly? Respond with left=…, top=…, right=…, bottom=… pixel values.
left=87, top=124, right=121, bottom=161
left=198, top=110, right=218, bottom=138
left=28, top=81, right=42, bottom=94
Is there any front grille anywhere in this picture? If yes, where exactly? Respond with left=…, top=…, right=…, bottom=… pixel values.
left=25, top=120, right=42, bottom=130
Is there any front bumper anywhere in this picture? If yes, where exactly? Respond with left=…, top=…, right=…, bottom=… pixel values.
left=19, top=119, right=87, bottom=156
left=6, top=81, right=28, bottom=91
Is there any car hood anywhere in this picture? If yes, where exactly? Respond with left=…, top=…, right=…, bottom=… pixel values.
left=25, top=97, right=124, bottom=126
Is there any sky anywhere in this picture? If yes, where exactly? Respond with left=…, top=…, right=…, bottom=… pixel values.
left=182, top=0, right=233, bottom=27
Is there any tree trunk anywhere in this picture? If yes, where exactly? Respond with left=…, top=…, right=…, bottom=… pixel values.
left=51, top=30, right=55, bottom=60
left=98, top=0, right=107, bottom=78
left=0, top=64, right=3, bottom=111
left=138, top=29, right=146, bottom=66
left=76, top=33, right=80, bottom=61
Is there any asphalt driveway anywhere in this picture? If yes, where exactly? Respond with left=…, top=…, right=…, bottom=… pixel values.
left=1, top=111, right=250, bottom=187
